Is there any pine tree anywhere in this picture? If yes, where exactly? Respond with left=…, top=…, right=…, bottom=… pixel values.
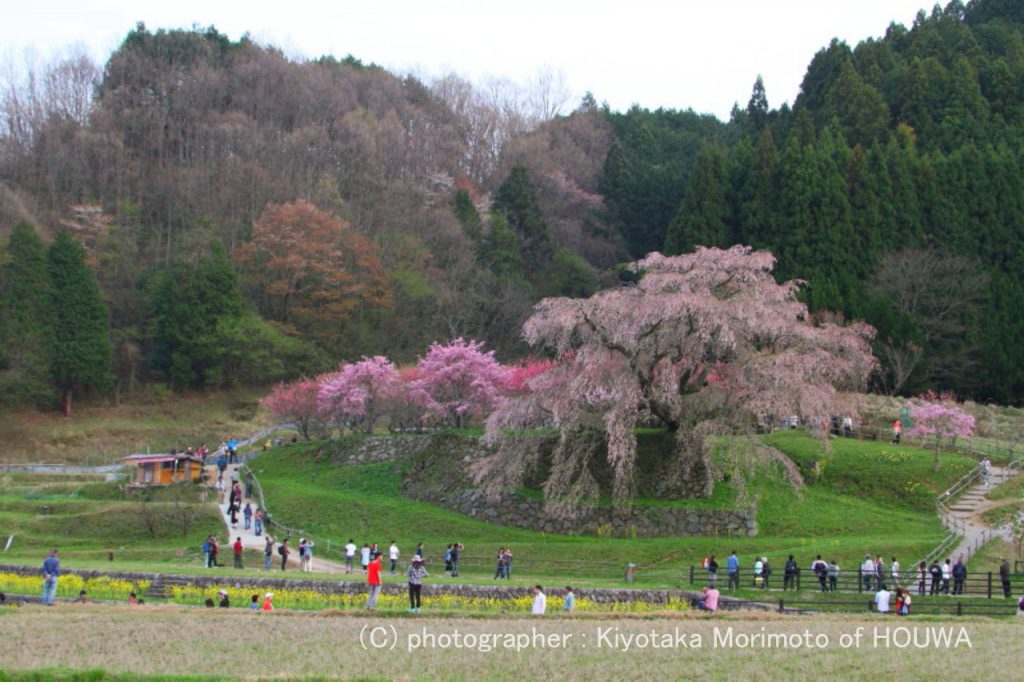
left=0, top=222, right=55, bottom=406
left=47, top=229, right=113, bottom=416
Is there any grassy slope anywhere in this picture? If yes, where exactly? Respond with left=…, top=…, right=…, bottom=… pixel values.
left=0, top=389, right=268, bottom=466
left=0, top=477, right=223, bottom=565
left=248, top=432, right=972, bottom=582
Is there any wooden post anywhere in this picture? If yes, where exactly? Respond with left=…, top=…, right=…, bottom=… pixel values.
left=957, top=601, right=963, bottom=616
left=987, top=572, right=992, bottom=599
left=778, top=599, right=784, bottom=613
left=689, top=566, right=695, bottom=584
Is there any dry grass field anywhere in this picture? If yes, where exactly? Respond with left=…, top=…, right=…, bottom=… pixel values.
left=0, top=604, right=1019, bottom=680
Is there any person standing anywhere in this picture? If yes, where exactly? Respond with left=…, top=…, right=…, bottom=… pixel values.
left=389, top=541, right=400, bottom=575
left=407, top=556, right=428, bottom=612
left=929, top=561, right=942, bottom=595
left=726, top=551, right=739, bottom=590
left=706, top=554, right=718, bottom=587
left=209, top=537, right=220, bottom=567
left=361, top=544, right=371, bottom=572
left=999, top=558, right=1012, bottom=598
left=444, top=544, right=453, bottom=573
left=233, top=537, right=244, bottom=569
left=243, top=503, right=253, bottom=531
left=917, top=561, right=928, bottom=596
left=941, top=559, right=952, bottom=594
left=202, top=536, right=212, bottom=568
left=494, top=548, right=505, bottom=580
left=415, top=542, right=424, bottom=559
left=860, top=555, right=875, bottom=592
left=345, top=539, right=357, bottom=573
left=812, top=555, right=828, bottom=592
left=874, top=556, right=886, bottom=590
left=981, top=457, right=992, bottom=486
left=531, top=585, right=546, bottom=615
left=892, top=419, right=902, bottom=444
left=563, top=586, right=576, bottom=612
left=842, top=415, right=853, bottom=438
left=263, top=536, right=275, bottom=570
left=783, top=555, right=798, bottom=591
left=952, top=557, right=967, bottom=595
left=300, top=539, right=314, bottom=573
left=890, top=556, right=901, bottom=589
left=40, top=549, right=60, bottom=606
left=827, top=559, right=839, bottom=592
left=753, top=556, right=764, bottom=588
left=366, top=552, right=383, bottom=610
left=450, top=542, right=462, bottom=577
left=279, top=539, right=290, bottom=571
left=253, top=509, right=263, bottom=537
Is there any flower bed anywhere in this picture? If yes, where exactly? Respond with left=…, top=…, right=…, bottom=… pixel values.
left=169, top=585, right=689, bottom=613
left=0, top=571, right=149, bottom=601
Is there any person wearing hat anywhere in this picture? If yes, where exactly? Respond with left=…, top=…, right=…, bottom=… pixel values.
left=407, top=556, right=428, bottom=613
left=218, top=589, right=230, bottom=608
left=262, top=592, right=274, bottom=611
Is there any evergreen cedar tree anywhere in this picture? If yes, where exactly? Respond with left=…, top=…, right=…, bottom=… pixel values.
left=477, top=246, right=876, bottom=512
left=46, top=230, right=113, bottom=417
left=0, top=222, right=54, bottom=407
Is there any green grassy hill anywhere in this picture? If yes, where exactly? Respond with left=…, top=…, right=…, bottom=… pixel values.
left=246, top=431, right=978, bottom=583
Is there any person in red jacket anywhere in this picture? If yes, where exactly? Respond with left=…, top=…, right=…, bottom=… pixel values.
left=366, top=551, right=383, bottom=610
left=233, top=537, right=244, bottom=569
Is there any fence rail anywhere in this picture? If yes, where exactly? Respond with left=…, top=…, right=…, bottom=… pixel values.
left=683, top=566, right=1022, bottom=599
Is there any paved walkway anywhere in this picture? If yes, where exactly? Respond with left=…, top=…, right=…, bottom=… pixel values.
left=944, top=466, right=1014, bottom=562
left=210, top=460, right=346, bottom=574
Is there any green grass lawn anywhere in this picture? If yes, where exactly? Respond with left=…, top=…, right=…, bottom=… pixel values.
left=0, top=430, right=983, bottom=593
left=241, top=432, right=968, bottom=586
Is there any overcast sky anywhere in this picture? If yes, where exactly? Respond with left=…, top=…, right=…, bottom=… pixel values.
left=3, top=0, right=932, bottom=120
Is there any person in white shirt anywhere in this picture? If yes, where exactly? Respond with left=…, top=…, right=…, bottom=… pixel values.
left=389, top=541, right=400, bottom=574
left=360, top=544, right=371, bottom=572
left=752, top=557, right=764, bottom=587
left=531, top=585, right=546, bottom=615
left=890, top=557, right=901, bottom=588
left=344, top=539, right=357, bottom=573
left=941, top=559, right=952, bottom=594
left=875, top=586, right=891, bottom=613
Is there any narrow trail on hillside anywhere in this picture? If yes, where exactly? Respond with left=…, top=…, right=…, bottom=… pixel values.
left=945, top=466, right=1014, bottom=562
left=208, top=460, right=348, bottom=574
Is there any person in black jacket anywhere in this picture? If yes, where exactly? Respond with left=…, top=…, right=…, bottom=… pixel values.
left=783, top=555, right=798, bottom=591
left=951, top=557, right=967, bottom=595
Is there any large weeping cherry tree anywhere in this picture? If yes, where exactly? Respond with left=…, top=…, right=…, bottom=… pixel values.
left=476, top=245, right=877, bottom=516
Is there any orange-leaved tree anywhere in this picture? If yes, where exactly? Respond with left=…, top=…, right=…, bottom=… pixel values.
left=236, top=200, right=391, bottom=344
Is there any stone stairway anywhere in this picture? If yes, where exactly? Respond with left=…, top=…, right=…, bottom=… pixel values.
left=144, top=573, right=196, bottom=601
left=944, top=466, right=1013, bottom=563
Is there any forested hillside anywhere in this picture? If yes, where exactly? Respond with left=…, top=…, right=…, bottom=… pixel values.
left=2, top=0, right=1023, bottom=408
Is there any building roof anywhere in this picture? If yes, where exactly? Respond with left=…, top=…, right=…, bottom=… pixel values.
left=122, top=454, right=203, bottom=465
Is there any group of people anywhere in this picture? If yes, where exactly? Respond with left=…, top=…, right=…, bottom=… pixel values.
left=706, top=550, right=1015, bottom=599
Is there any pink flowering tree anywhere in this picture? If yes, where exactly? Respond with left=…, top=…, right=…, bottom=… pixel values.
left=907, top=396, right=975, bottom=471
left=477, top=245, right=877, bottom=512
left=318, top=356, right=401, bottom=434
left=260, top=377, right=325, bottom=440
left=408, top=338, right=512, bottom=428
